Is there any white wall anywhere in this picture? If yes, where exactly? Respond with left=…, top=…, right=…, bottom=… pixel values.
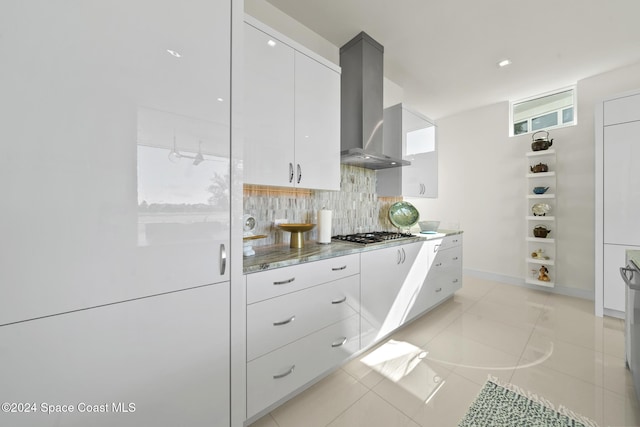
left=409, top=61, right=640, bottom=298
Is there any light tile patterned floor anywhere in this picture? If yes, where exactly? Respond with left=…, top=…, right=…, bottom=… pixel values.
left=249, top=276, right=640, bottom=427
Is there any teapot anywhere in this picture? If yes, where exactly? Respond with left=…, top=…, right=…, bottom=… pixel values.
left=531, top=131, right=553, bottom=151
left=533, top=224, right=551, bottom=238
left=530, top=163, right=548, bottom=173
left=533, top=186, right=550, bottom=194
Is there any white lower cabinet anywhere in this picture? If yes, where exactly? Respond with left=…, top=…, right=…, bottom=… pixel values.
left=245, top=254, right=360, bottom=418
left=0, top=283, right=230, bottom=427
left=247, top=315, right=359, bottom=417
left=360, top=242, right=423, bottom=348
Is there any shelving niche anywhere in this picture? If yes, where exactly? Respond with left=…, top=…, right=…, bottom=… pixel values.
left=525, top=148, right=556, bottom=287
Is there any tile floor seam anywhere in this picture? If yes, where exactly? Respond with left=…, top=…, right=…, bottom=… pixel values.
left=321, top=390, right=373, bottom=427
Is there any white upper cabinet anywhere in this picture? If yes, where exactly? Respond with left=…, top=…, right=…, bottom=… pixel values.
left=377, top=104, right=438, bottom=197
left=0, top=0, right=231, bottom=325
left=244, top=18, right=340, bottom=191
left=243, top=23, right=295, bottom=187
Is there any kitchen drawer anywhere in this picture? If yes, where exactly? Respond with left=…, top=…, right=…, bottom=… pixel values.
left=604, top=93, right=640, bottom=126
left=246, top=254, right=360, bottom=304
left=430, top=246, right=462, bottom=274
left=247, top=314, right=359, bottom=418
left=247, top=274, right=359, bottom=361
left=430, top=234, right=463, bottom=253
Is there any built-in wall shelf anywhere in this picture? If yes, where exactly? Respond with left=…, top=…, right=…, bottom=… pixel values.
left=526, top=172, right=556, bottom=178
left=525, top=147, right=556, bottom=288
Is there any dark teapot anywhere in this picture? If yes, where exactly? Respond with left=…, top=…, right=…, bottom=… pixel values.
left=531, top=131, right=553, bottom=151
left=530, top=163, right=549, bottom=173
left=533, top=224, right=551, bottom=238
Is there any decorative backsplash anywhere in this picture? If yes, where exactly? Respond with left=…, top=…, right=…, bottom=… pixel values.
left=244, top=165, right=401, bottom=247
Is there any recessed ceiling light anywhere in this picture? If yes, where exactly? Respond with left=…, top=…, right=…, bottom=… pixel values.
left=167, top=49, right=182, bottom=58
left=267, top=40, right=277, bottom=47
left=498, top=59, right=512, bottom=67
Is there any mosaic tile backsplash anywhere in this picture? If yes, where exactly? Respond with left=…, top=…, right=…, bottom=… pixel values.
left=244, top=165, right=401, bottom=247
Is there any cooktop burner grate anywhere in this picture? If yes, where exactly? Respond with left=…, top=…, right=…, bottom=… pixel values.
left=331, top=231, right=414, bottom=245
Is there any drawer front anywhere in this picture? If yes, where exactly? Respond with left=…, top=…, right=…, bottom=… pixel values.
left=431, top=234, right=463, bottom=253
left=247, top=274, right=360, bottom=361
left=246, top=254, right=360, bottom=304
left=247, top=315, right=359, bottom=418
left=430, top=246, right=462, bottom=275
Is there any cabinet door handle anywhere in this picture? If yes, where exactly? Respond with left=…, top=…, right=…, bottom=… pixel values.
left=219, top=244, right=227, bottom=275
left=421, top=183, right=426, bottom=194
left=402, top=248, right=406, bottom=263
left=332, top=265, right=347, bottom=271
left=433, top=244, right=441, bottom=252
left=435, top=262, right=442, bottom=267
left=297, top=164, right=302, bottom=184
left=331, top=296, right=347, bottom=304
left=397, top=249, right=402, bottom=264
left=273, top=315, right=295, bottom=326
left=289, top=163, right=294, bottom=183
left=273, top=277, right=295, bottom=285
left=435, top=287, right=442, bottom=292
left=452, top=279, right=459, bottom=283
left=452, top=257, right=459, bottom=261
left=273, top=365, right=295, bottom=379
left=331, top=337, right=348, bottom=348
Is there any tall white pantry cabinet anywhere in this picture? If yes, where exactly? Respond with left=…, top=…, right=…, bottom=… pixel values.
left=0, top=1, right=241, bottom=426
left=596, top=90, right=640, bottom=318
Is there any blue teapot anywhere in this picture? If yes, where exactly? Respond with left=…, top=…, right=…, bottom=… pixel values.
left=533, top=186, right=550, bottom=194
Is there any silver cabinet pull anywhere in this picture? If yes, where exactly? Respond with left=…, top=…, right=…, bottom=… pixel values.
left=397, top=249, right=402, bottom=264
left=273, top=315, right=295, bottom=326
left=289, top=163, right=294, bottom=183
left=219, top=244, right=226, bottom=275
left=331, top=296, right=347, bottom=304
left=452, top=256, right=459, bottom=260
left=433, top=244, right=441, bottom=252
left=435, top=262, right=442, bottom=267
left=297, top=164, right=302, bottom=184
left=331, top=337, right=348, bottom=348
left=401, top=248, right=406, bottom=264
left=435, top=287, right=442, bottom=292
left=273, top=365, right=295, bottom=379
left=273, top=277, right=295, bottom=285
left=332, top=265, right=347, bottom=271
left=452, top=278, right=459, bottom=283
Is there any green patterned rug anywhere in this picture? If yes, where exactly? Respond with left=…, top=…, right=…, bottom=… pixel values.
left=458, top=377, right=599, bottom=427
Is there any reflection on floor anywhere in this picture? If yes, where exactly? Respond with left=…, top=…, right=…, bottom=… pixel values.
left=249, top=276, right=640, bottom=427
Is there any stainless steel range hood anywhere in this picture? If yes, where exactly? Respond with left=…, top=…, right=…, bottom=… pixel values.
left=340, top=32, right=409, bottom=170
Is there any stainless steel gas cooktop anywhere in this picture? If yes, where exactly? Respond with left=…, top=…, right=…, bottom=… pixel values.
left=331, top=231, right=414, bottom=245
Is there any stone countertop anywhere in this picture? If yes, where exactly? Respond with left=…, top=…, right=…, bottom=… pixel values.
left=243, top=229, right=463, bottom=274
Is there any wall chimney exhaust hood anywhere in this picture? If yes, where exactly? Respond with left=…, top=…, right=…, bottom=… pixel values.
left=340, top=32, right=409, bottom=170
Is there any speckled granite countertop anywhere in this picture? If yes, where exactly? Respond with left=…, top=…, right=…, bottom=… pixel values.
left=243, top=229, right=463, bottom=274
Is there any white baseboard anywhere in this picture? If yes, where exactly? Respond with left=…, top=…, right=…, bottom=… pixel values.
left=463, top=268, right=595, bottom=301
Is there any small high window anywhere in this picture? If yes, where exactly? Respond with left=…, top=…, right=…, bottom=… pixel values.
left=510, top=87, right=576, bottom=136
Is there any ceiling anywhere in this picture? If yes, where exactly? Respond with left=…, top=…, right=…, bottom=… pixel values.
left=264, top=0, right=640, bottom=119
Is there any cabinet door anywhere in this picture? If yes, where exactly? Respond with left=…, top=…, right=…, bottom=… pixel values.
left=0, top=284, right=230, bottom=427
left=244, top=23, right=295, bottom=187
left=604, top=121, right=640, bottom=245
left=293, top=52, right=341, bottom=190
left=402, top=152, right=438, bottom=197
left=1, top=0, right=231, bottom=326
left=361, top=242, right=425, bottom=348
left=604, top=243, right=635, bottom=312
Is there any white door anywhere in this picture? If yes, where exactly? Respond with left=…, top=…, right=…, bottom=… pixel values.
left=402, top=153, right=438, bottom=197
left=604, top=121, right=640, bottom=245
left=361, top=242, right=423, bottom=348
left=244, top=23, right=295, bottom=187
left=0, top=284, right=230, bottom=427
left=293, top=51, right=341, bottom=190
left=0, top=0, right=231, bottom=325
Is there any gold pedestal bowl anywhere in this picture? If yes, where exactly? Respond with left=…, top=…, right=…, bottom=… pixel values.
left=278, top=223, right=316, bottom=248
